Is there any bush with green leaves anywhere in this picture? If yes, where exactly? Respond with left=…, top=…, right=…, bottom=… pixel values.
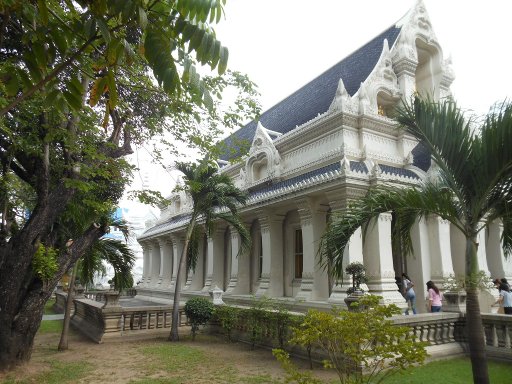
left=184, top=297, right=214, bottom=340
left=275, top=295, right=427, bottom=384
left=214, top=305, right=239, bottom=342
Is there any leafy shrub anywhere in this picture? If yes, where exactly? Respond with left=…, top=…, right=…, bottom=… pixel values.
left=214, top=305, right=239, bottom=341
left=184, top=297, right=214, bottom=340
left=275, top=295, right=427, bottom=384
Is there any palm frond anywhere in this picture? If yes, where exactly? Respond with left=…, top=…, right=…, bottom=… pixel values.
left=85, top=238, right=136, bottom=290
left=215, top=212, right=251, bottom=257
left=320, top=183, right=462, bottom=279
left=395, top=97, right=474, bottom=210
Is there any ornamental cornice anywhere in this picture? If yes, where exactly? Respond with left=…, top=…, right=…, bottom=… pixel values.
left=274, top=109, right=344, bottom=153
left=357, top=115, right=397, bottom=135
left=392, top=57, right=418, bottom=77
left=379, top=212, right=393, bottom=222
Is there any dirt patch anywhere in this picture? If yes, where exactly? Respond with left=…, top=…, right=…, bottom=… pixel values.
left=1, top=328, right=338, bottom=383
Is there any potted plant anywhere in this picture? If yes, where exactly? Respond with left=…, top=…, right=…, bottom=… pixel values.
left=344, top=262, right=367, bottom=311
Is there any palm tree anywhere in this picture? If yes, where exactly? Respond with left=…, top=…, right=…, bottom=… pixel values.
left=319, top=97, right=512, bottom=384
left=169, top=157, right=251, bottom=341
left=58, top=220, right=135, bottom=351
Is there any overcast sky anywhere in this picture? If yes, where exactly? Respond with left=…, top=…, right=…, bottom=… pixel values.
left=215, top=0, right=512, bottom=117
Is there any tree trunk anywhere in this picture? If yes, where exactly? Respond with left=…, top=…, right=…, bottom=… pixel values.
left=58, top=263, right=77, bottom=351
left=169, top=219, right=195, bottom=342
left=0, top=188, right=104, bottom=370
left=465, top=236, right=489, bottom=384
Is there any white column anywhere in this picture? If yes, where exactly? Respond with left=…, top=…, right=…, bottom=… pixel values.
left=487, top=221, right=512, bottom=281
left=210, top=228, right=226, bottom=291
left=170, top=234, right=185, bottom=291
left=157, top=237, right=173, bottom=287
left=225, top=228, right=241, bottom=294
left=295, top=198, right=329, bottom=301
left=476, top=222, right=490, bottom=274
left=256, top=211, right=284, bottom=297
left=140, top=242, right=151, bottom=285
left=325, top=197, right=365, bottom=305
left=144, top=242, right=153, bottom=287
left=150, top=240, right=161, bottom=287
left=201, top=234, right=214, bottom=292
left=190, top=235, right=206, bottom=291
left=363, top=212, right=403, bottom=305
left=427, top=215, right=456, bottom=282
left=408, top=218, right=432, bottom=313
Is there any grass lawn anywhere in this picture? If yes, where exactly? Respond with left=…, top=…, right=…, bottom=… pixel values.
left=37, top=320, right=63, bottom=334
left=382, top=358, right=511, bottom=384
left=2, top=326, right=512, bottom=384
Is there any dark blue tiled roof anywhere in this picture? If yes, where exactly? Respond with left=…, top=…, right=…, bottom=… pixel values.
left=411, top=141, right=431, bottom=172
left=379, top=164, right=420, bottom=180
left=249, top=162, right=342, bottom=199
left=350, top=161, right=368, bottom=174
left=140, top=213, right=191, bottom=237
left=220, top=25, right=402, bottom=160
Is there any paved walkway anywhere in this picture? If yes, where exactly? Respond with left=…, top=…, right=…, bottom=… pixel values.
left=42, top=314, right=64, bottom=320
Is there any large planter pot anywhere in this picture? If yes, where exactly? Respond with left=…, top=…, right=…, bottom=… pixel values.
left=102, top=292, right=121, bottom=308
left=443, top=291, right=467, bottom=313
left=344, top=290, right=366, bottom=312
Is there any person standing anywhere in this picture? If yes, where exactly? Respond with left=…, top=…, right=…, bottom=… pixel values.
left=494, top=283, right=512, bottom=315
left=426, top=280, right=443, bottom=312
left=402, top=273, right=416, bottom=315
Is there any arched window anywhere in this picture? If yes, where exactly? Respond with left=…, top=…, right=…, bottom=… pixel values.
left=415, top=39, right=442, bottom=100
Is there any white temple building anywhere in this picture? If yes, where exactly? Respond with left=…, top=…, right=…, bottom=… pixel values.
left=137, top=0, right=512, bottom=313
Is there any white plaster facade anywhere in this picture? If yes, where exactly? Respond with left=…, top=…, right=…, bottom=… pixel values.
left=137, top=1, right=512, bottom=312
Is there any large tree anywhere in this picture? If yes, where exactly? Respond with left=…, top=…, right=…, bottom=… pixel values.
left=169, top=157, right=250, bottom=341
left=0, top=0, right=259, bottom=369
left=320, top=98, right=512, bottom=384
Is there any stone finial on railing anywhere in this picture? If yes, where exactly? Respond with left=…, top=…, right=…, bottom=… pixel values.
left=209, top=285, right=225, bottom=305
left=102, top=292, right=121, bottom=308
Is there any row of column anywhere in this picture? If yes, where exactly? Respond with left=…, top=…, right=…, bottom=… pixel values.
left=139, top=210, right=512, bottom=307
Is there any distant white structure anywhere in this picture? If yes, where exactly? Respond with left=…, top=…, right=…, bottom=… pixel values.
left=137, top=0, right=511, bottom=312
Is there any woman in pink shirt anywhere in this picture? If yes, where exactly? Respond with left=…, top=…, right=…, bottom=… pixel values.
left=426, top=280, right=443, bottom=312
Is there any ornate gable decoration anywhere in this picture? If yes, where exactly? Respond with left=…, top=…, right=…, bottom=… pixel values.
left=355, top=39, right=402, bottom=116
left=328, top=79, right=358, bottom=114
left=244, top=122, right=282, bottom=186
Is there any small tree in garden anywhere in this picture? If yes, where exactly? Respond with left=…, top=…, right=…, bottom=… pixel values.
left=345, top=262, right=367, bottom=295
left=274, top=295, right=427, bottom=384
left=184, top=297, right=214, bottom=340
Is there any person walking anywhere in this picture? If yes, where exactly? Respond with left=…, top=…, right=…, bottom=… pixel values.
left=426, top=280, right=443, bottom=312
left=402, top=273, right=416, bottom=315
left=494, top=282, right=512, bottom=315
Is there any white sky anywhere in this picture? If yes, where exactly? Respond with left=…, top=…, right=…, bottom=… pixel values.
left=126, top=0, right=512, bottom=206
left=216, top=0, right=512, bottom=117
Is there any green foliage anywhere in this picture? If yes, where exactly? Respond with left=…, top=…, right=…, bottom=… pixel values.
left=272, top=349, right=323, bottom=384
left=184, top=297, right=214, bottom=340
left=442, top=271, right=495, bottom=292
left=243, top=296, right=273, bottom=349
left=32, top=244, right=59, bottom=283
left=212, top=298, right=300, bottom=349
left=345, top=262, right=367, bottom=294
left=214, top=304, right=239, bottom=342
left=282, top=295, right=427, bottom=384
